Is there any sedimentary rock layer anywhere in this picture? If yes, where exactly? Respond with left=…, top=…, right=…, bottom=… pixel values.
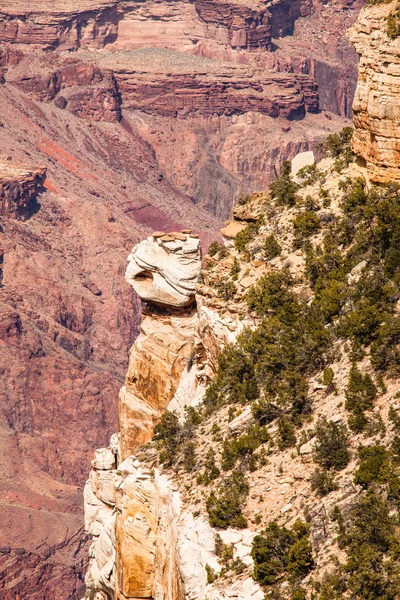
left=85, top=48, right=319, bottom=120
left=350, top=0, right=400, bottom=183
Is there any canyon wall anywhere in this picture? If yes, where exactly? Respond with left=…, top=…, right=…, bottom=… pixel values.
left=350, top=0, right=400, bottom=183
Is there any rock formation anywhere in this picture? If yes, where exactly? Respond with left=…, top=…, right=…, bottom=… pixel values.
left=0, top=163, right=46, bottom=218
left=125, top=232, right=201, bottom=308
left=84, top=225, right=264, bottom=600
left=350, top=0, right=400, bottom=183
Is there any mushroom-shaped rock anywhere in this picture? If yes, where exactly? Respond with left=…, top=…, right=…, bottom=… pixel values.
left=125, top=234, right=201, bottom=308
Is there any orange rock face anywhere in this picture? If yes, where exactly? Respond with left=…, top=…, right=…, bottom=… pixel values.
left=350, top=1, right=400, bottom=183
left=119, top=310, right=198, bottom=461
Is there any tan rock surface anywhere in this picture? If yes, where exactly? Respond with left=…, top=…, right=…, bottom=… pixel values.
left=350, top=1, right=400, bottom=182
left=120, top=311, right=198, bottom=460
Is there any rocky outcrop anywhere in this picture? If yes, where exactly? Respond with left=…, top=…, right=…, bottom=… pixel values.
left=194, top=0, right=273, bottom=51
left=120, top=232, right=201, bottom=462
left=5, top=57, right=121, bottom=122
left=125, top=232, right=201, bottom=308
left=0, top=0, right=120, bottom=50
left=350, top=0, right=400, bottom=183
left=86, top=48, right=319, bottom=120
left=119, top=310, right=199, bottom=460
left=0, top=163, right=46, bottom=218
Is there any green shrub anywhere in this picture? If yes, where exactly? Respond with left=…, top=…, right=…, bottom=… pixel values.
left=252, top=520, right=313, bottom=588
left=370, top=316, right=400, bottom=375
left=208, top=241, right=228, bottom=257
left=297, top=163, right=321, bottom=186
left=154, top=411, right=182, bottom=465
left=222, top=424, right=269, bottom=470
left=246, top=270, right=300, bottom=324
left=198, top=448, right=220, bottom=484
left=291, top=588, right=307, bottom=600
left=205, top=564, right=217, bottom=584
left=214, top=279, right=236, bottom=300
left=183, top=441, right=197, bottom=472
left=345, top=365, right=377, bottom=409
left=313, top=417, right=350, bottom=471
left=311, top=468, right=338, bottom=496
left=251, top=398, right=280, bottom=425
left=264, top=234, right=282, bottom=261
left=354, top=445, right=390, bottom=488
left=270, top=161, right=299, bottom=207
left=277, top=416, right=297, bottom=450
left=234, top=221, right=262, bottom=253
left=230, top=256, right=241, bottom=280
left=326, top=127, right=354, bottom=168
left=206, top=470, right=249, bottom=529
left=293, top=211, right=321, bottom=247
left=387, top=10, right=400, bottom=39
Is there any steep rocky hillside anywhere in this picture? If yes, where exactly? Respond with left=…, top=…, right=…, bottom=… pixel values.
left=85, top=126, right=400, bottom=599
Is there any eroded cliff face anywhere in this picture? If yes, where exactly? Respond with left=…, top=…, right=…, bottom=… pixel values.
left=84, top=226, right=265, bottom=599
left=350, top=0, right=400, bottom=183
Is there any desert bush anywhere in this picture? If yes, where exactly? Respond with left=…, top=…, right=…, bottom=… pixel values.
left=252, top=519, right=313, bottom=587
left=270, top=161, right=299, bottom=207
left=345, top=366, right=377, bottom=430
left=222, top=424, right=269, bottom=470
left=311, top=468, right=338, bottom=496
left=293, top=211, right=321, bottom=248
left=230, top=256, right=241, bottom=279
left=214, top=279, right=236, bottom=300
left=234, top=220, right=262, bottom=253
left=206, top=470, right=249, bottom=529
left=264, top=234, right=282, bottom=261
left=277, top=416, right=297, bottom=450
left=208, top=241, right=228, bottom=257
left=313, top=417, right=350, bottom=471
left=354, top=445, right=391, bottom=488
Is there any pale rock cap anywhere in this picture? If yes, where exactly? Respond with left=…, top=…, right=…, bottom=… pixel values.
left=125, top=234, right=201, bottom=308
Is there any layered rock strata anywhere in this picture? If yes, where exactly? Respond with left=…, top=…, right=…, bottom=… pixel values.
left=9, top=59, right=121, bottom=122
left=0, top=163, right=46, bottom=218
left=350, top=0, right=400, bottom=183
left=0, top=0, right=120, bottom=50
left=82, top=49, right=319, bottom=120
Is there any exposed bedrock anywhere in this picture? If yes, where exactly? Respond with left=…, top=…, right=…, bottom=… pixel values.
left=0, top=0, right=121, bottom=50
left=350, top=0, right=400, bottom=183
left=120, top=232, right=202, bottom=460
left=0, top=163, right=46, bottom=219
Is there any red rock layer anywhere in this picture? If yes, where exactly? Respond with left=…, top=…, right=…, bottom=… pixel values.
left=8, top=58, right=121, bottom=122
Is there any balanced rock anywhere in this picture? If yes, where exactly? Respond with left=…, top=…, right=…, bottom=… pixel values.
left=125, top=234, right=201, bottom=308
